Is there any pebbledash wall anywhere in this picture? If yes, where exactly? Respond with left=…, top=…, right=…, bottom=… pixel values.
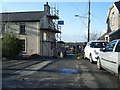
left=3, top=21, right=41, bottom=56
left=3, top=18, right=57, bottom=57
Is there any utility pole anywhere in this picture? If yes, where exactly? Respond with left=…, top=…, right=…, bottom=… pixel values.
left=75, top=0, right=90, bottom=42
left=88, top=0, right=90, bottom=42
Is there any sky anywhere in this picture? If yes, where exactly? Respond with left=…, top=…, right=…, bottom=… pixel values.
left=0, top=0, right=117, bottom=42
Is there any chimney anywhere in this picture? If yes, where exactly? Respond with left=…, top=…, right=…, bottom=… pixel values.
left=44, top=2, right=50, bottom=14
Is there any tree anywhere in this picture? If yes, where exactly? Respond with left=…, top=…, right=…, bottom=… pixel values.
left=84, top=31, right=102, bottom=41
left=2, top=32, right=22, bottom=58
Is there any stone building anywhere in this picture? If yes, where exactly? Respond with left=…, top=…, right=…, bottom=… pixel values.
left=105, top=0, right=120, bottom=41
left=98, top=0, right=120, bottom=41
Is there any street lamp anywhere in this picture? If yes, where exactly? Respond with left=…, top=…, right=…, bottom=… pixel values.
left=75, top=13, right=90, bottom=42
left=75, top=14, right=88, bottom=42
left=75, top=0, right=90, bottom=43
left=75, top=15, right=87, bottom=19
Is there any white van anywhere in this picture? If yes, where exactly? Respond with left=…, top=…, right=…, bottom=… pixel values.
left=97, top=39, right=120, bottom=86
left=97, top=39, right=120, bottom=75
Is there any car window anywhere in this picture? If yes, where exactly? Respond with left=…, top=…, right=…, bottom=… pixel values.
left=87, top=42, right=90, bottom=46
left=115, top=41, right=120, bottom=52
left=105, top=41, right=116, bottom=52
left=90, top=42, right=108, bottom=48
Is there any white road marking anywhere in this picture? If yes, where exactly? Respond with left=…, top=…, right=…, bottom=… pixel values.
left=16, top=61, right=51, bottom=76
left=38, top=78, right=57, bottom=82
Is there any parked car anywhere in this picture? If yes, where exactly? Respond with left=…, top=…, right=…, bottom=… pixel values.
left=84, top=40, right=108, bottom=63
left=97, top=39, right=120, bottom=78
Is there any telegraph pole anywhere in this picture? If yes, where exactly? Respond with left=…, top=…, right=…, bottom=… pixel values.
left=88, top=0, right=90, bottom=42
left=75, top=0, right=90, bottom=42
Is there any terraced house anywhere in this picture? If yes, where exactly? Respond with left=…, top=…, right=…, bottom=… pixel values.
left=1, top=2, right=61, bottom=58
left=105, top=0, right=120, bottom=41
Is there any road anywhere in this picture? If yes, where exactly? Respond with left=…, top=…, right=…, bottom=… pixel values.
left=2, top=54, right=118, bottom=88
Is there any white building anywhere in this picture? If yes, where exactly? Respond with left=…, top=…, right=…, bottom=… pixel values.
left=1, top=2, right=61, bottom=58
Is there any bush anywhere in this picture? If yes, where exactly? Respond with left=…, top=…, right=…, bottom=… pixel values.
left=2, top=32, right=22, bottom=58
left=76, top=52, right=84, bottom=59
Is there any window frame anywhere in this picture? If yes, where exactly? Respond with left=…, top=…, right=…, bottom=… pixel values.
left=105, top=41, right=117, bottom=52
left=115, top=41, right=120, bottom=52
left=20, top=39, right=26, bottom=52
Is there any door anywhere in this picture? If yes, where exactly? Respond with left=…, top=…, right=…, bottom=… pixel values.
left=100, top=41, right=117, bottom=71
left=111, top=41, right=120, bottom=73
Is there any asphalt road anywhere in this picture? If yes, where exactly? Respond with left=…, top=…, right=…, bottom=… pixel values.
left=2, top=54, right=118, bottom=88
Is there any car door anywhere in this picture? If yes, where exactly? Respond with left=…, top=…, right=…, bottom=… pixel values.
left=100, top=41, right=117, bottom=71
left=110, top=41, right=120, bottom=73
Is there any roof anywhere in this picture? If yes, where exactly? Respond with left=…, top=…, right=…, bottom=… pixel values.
left=97, top=32, right=108, bottom=40
left=106, top=1, right=120, bottom=23
left=109, top=28, right=120, bottom=36
left=1, top=11, right=46, bottom=22
left=57, top=41, right=65, bottom=44
left=112, top=39, right=120, bottom=42
left=114, top=1, right=120, bottom=13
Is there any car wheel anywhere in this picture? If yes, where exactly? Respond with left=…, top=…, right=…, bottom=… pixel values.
left=97, top=58, right=102, bottom=70
left=90, top=54, right=93, bottom=63
left=118, top=69, right=120, bottom=88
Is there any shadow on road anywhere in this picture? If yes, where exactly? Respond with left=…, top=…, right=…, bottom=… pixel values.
left=62, top=54, right=77, bottom=60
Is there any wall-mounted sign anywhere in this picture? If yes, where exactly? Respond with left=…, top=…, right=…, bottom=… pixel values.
left=58, top=20, right=64, bottom=25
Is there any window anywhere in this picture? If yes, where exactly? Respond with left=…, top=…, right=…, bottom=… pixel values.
left=20, top=39, right=25, bottom=52
left=105, top=41, right=116, bottom=52
left=111, top=12, right=115, bottom=26
left=87, top=42, right=90, bottom=46
left=2, top=24, right=5, bottom=33
left=19, top=23, right=25, bottom=34
left=43, top=32, right=47, bottom=40
left=115, top=41, right=120, bottom=52
left=90, top=42, right=108, bottom=48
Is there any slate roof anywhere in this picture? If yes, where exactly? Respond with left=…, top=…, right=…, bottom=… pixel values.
left=1, top=11, right=46, bottom=22
left=114, top=1, right=120, bottom=13
left=109, top=28, right=120, bottom=36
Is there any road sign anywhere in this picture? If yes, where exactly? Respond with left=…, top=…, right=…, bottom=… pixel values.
left=58, top=21, right=64, bottom=25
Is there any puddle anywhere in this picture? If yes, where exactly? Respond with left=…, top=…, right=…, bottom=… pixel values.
left=59, top=69, right=80, bottom=75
